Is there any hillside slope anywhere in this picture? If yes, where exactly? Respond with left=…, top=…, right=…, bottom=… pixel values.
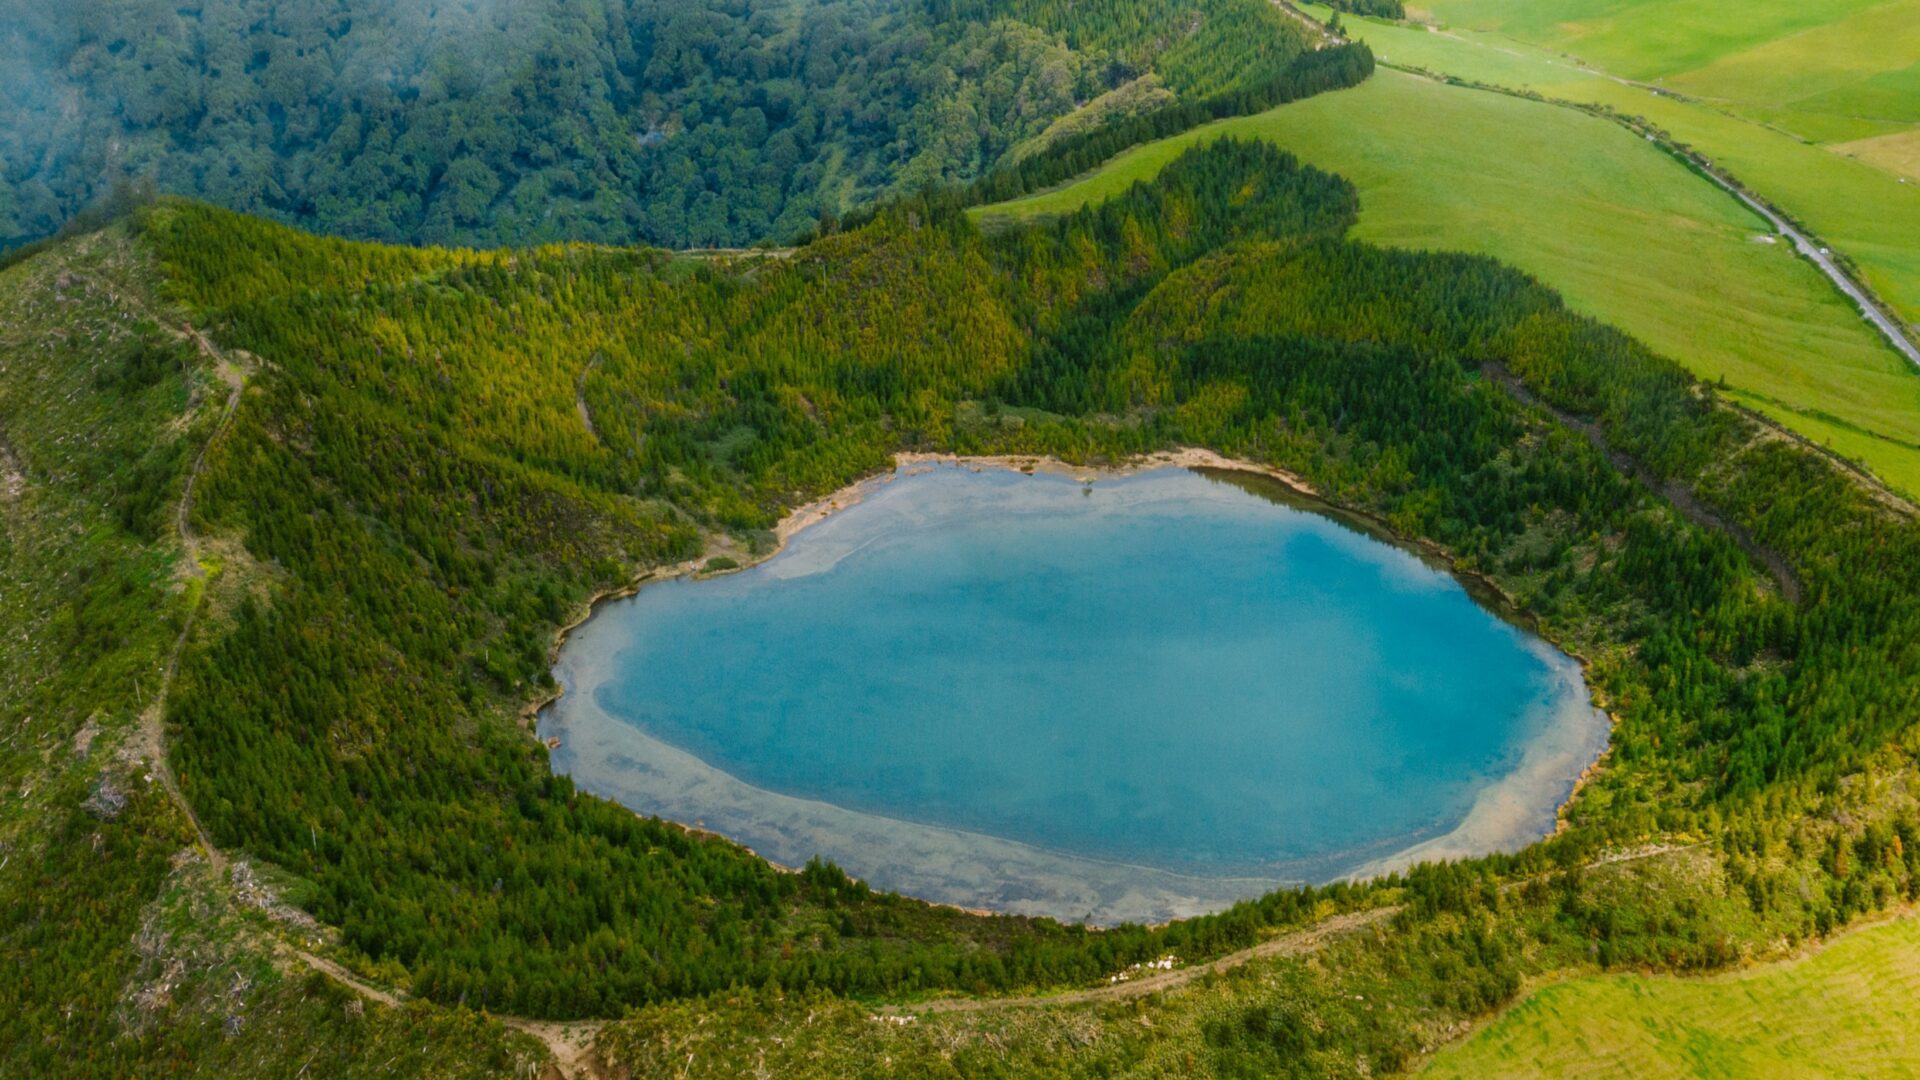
left=1425, top=913, right=1920, bottom=1076
left=976, top=69, right=1920, bottom=497
left=6, top=139, right=1920, bottom=1073
left=1313, top=0, right=1920, bottom=334
left=0, top=0, right=1314, bottom=251
left=0, top=222, right=544, bottom=1077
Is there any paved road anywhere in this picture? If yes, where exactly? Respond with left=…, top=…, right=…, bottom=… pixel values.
left=1356, top=38, right=1920, bottom=371
left=1698, top=162, right=1920, bottom=370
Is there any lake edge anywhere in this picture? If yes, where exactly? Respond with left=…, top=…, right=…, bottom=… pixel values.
left=533, top=449, right=1614, bottom=923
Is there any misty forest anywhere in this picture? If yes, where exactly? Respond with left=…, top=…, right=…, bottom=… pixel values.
left=0, top=0, right=1325, bottom=249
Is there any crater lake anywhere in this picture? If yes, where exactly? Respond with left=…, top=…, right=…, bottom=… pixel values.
left=539, top=462, right=1610, bottom=924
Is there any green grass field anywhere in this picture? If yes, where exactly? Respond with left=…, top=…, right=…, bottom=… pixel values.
left=1418, top=0, right=1920, bottom=143
left=1352, top=0, right=1920, bottom=329
left=1422, top=914, right=1920, bottom=1077
left=1838, top=130, right=1920, bottom=184
left=975, top=69, right=1920, bottom=494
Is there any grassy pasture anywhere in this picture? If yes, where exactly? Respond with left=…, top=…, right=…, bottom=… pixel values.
left=1386, top=0, right=1920, bottom=326
left=975, top=70, right=1920, bottom=494
left=1411, top=0, right=1889, bottom=81
left=1658, top=1, right=1920, bottom=144
left=1837, top=130, right=1920, bottom=184
left=1421, top=913, right=1920, bottom=1077
left=1420, top=0, right=1920, bottom=140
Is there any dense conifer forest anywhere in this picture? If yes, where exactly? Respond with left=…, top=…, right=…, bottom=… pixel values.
left=6, top=92, right=1920, bottom=1075
left=0, top=0, right=1320, bottom=251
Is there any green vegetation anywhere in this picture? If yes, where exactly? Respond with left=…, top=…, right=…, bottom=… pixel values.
left=0, top=220, right=540, bottom=1076
left=1307, top=0, right=1920, bottom=331
left=123, top=133, right=1920, bottom=1015
left=1424, top=914, right=1920, bottom=1077
left=987, top=0, right=1317, bottom=100
left=1327, top=0, right=1407, bottom=18
left=144, top=146, right=1393, bottom=1018
left=975, top=68, right=1920, bottom=496
left=1838, top=130, right=1920, bottom=188
left=0, top=0, right=1314, bottom=251
left=959, top=43, right=1375, bottom=208
left=593, top=843, right=1920, bottom=1078
left=10, top=130, right=1920, bottom=1072
left=1421, top=0, right=1920, bottom=147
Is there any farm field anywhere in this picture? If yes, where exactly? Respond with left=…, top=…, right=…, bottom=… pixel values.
left=1837, top=130, right=1920, bottom=184
left=1322, top=1, right=1920, bottom=328
left=975, top=70, right=1920, bottom=495
left=1417, top=0, right=1920, bottom=144
left=1421, top=913, right=1920, bottom=1077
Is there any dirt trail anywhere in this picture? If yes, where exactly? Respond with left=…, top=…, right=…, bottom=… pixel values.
left=1581, top=841, right=1702, bottom=869
left=878, top=844, right=1699, bottom=1016
left=574, top=356, right=601, bottom=443
left=1484, top=364, right=1804, bottom=604
left=111, top=289, right=253, bottom=877
left=502, top=1019, right=611, bottom=1080
left=0, top=423, right=24, bottom=501
left=292, top=949, right=405, bottom=1009
left=136, top=622, right=225, bottom=874
left=171, top=327, right=247, bottom=578
left=290, top=946, right=609, bottom=1078
left=888, top=906, right=1399, bottom=1015
left=676, top=246, right=795, bottom=260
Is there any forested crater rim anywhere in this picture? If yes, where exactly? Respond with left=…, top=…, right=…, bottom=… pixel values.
left=537, top=451, right=1612, bottom=924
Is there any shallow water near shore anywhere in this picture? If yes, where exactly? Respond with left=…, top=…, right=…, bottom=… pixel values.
left=541, top=463, right=1609, bottom=923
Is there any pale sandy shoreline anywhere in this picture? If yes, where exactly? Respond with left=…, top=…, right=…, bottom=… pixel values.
left=777, top=447, right=1319, bottom=548
left=527, top=447, right=1615, bottom=921
left=1346, top=640, right=1612, bottom=881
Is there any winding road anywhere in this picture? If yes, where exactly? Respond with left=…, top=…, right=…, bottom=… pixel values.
left=1698, top=160, right=1920, bottom=370
left=1345, top=43, right=1920, bottom=370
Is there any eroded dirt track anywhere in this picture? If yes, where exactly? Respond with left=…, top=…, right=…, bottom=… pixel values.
left=1484, top=363, right=1805, bottom=604
left=889, top=906, right=1401, bottom=1015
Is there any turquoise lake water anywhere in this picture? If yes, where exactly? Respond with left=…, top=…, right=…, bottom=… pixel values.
left=541, top=464, right=1608, bottom=923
